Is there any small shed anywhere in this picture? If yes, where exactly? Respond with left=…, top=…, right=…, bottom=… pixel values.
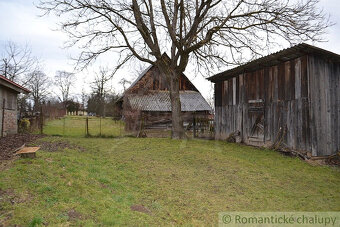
left=0, top=75, right=30, bottom=136
left=208, top=43, right=340, bottom=157
left=117, top=55, right=212, bottom=130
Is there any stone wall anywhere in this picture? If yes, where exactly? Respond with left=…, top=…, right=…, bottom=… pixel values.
left=1, top=109, right=17, bottom=136
left=0, top=85, right=18, bottom=136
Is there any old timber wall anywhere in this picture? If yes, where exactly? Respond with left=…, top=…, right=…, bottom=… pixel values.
left=215, top=54, right=340, bottom=156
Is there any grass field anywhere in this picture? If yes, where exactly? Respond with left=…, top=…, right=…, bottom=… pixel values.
left=0, top=117, right=339, bottom=225
left=43, top=116, right=126, bottom=137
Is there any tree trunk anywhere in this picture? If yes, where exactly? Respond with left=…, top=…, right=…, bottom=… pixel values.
left=157, top=60, right=185, bottom=139
left=169, top=72, right=185, bottom=139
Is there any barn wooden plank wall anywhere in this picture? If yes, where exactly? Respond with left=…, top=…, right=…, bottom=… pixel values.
left=129, top=66, right=197, bottom=94
left=308, top=55, right=340, bottom=156
left=215, top=54, right=340, bottom=156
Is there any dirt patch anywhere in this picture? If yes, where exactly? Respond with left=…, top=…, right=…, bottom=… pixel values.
left=0, top=134, right=45, bottom=161
left=45, top=158, right=53, bottom=163
left=130, top=204, right=151, bottom=214
left=278, top=148, right=340, bottom=168
left=0, top=188, right=29, bottom=205
left=37, top=141, right=85, bottom=152
left=143, top=129, right=171, bottom=138
left=67, top=209, right=82, bottom=221
left=305, top=159, right=325, bottom=166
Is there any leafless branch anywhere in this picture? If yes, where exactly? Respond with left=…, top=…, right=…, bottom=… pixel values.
left=0, top=41, right=40, bottom=84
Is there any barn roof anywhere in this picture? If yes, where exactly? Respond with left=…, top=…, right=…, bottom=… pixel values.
left=125, top=53, right=198, bottom=92
left=125, top=91, right=212, bottom=112
left=0, top=75, right=30, bottom=94
left=127, top=65, right=153, bottom=91
left=208, top=43, right=340, bottom=82
left=118, top=53, right=199, bottom=102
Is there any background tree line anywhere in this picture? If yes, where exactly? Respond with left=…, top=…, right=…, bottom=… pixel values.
left=0, top=41, right=124, bottom=117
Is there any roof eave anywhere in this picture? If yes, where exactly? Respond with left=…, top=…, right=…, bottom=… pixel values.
left=207, top=43, right=340, bottom=83
left=0, top=79, right=30, bottom=94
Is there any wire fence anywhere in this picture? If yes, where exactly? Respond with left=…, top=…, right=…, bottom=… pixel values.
left=42, top=116, right=126, bottom=138
left=23, top=111, right=214, bottom=139
left=135, top=116, right=215, bottom=139
left=192, top=117, right=215, bottom=139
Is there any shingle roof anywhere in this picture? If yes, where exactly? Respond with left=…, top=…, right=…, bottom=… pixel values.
left=208, top=43, right=340, bottom=82
left=126, top=91, right=212, bottom=112
left=0, top=75, right=30, bottom=93
left=127, top=65, right=153, bottom=91
left=116, top=65, right=153, bottom=103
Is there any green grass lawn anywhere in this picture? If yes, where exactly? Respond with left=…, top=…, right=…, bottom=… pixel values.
left=42, top=116, right=125, bottom=137
left=0, top=118, right=339, bottom=226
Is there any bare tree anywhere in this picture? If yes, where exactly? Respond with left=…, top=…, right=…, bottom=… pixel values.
left=0, top=41, right=39, bottom=84
left=54, top=70, right=76, bottom=105
left=90, top=67, right=113, bottom=116
left=119, top=78, right=131, bottom=92
left=92, top=67, right=112, bottom=98
left=80, top=87, right=88, bottom=114
left=25, top=70, right=51, bottom=111
left=39, top=0, right=331, bottom=138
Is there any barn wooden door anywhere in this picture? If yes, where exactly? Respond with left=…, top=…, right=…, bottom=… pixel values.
left=244, top=69, right=266, bottom=145
left=247, top=99, right=265, bottom=142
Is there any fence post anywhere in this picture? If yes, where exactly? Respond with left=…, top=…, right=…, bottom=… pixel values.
left=85, top=117, right=89, bottom=136
left=99, top=117, right=102, bottom=136
left=1, top=99, right=5, bottom=137
left=40, top=106, right=43, bottom=134
left=63, top=117, right=65, bottom=136
left=193, top=114, right=196, bottom=138
left=118, top=121, right=123, bottom=137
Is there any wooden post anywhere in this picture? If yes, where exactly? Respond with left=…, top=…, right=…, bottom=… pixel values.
left=1, top=99, right=5, bottom=137
left=84, top=117, right=86, bottom=136
left=40, top=106, right=43, bottom=134
left=120, top=120, right=122, bottom=137
left=86, top=117, right=89, bottom=136
left=193, top=114, right=196, bottom=138
left=99, top=117, right=102, bottom=136
left=63, top=117, right=65, bottom=136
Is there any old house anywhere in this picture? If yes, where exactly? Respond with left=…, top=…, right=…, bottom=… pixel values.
left=208, top=43, right=340, bottom=157
left=117, top=55, right=212, bottom=130
left=0, top=75, right=30, bottom=136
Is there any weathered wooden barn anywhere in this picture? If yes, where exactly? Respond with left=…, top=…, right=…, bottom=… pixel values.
left=0, top=75, right=30, bottom=136
left=117, top=55, right=212, bottom=130
left=208, top=43, right=340, bottom=157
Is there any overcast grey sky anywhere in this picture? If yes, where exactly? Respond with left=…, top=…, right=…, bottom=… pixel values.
left=1, top=0, right=340, bottom=101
